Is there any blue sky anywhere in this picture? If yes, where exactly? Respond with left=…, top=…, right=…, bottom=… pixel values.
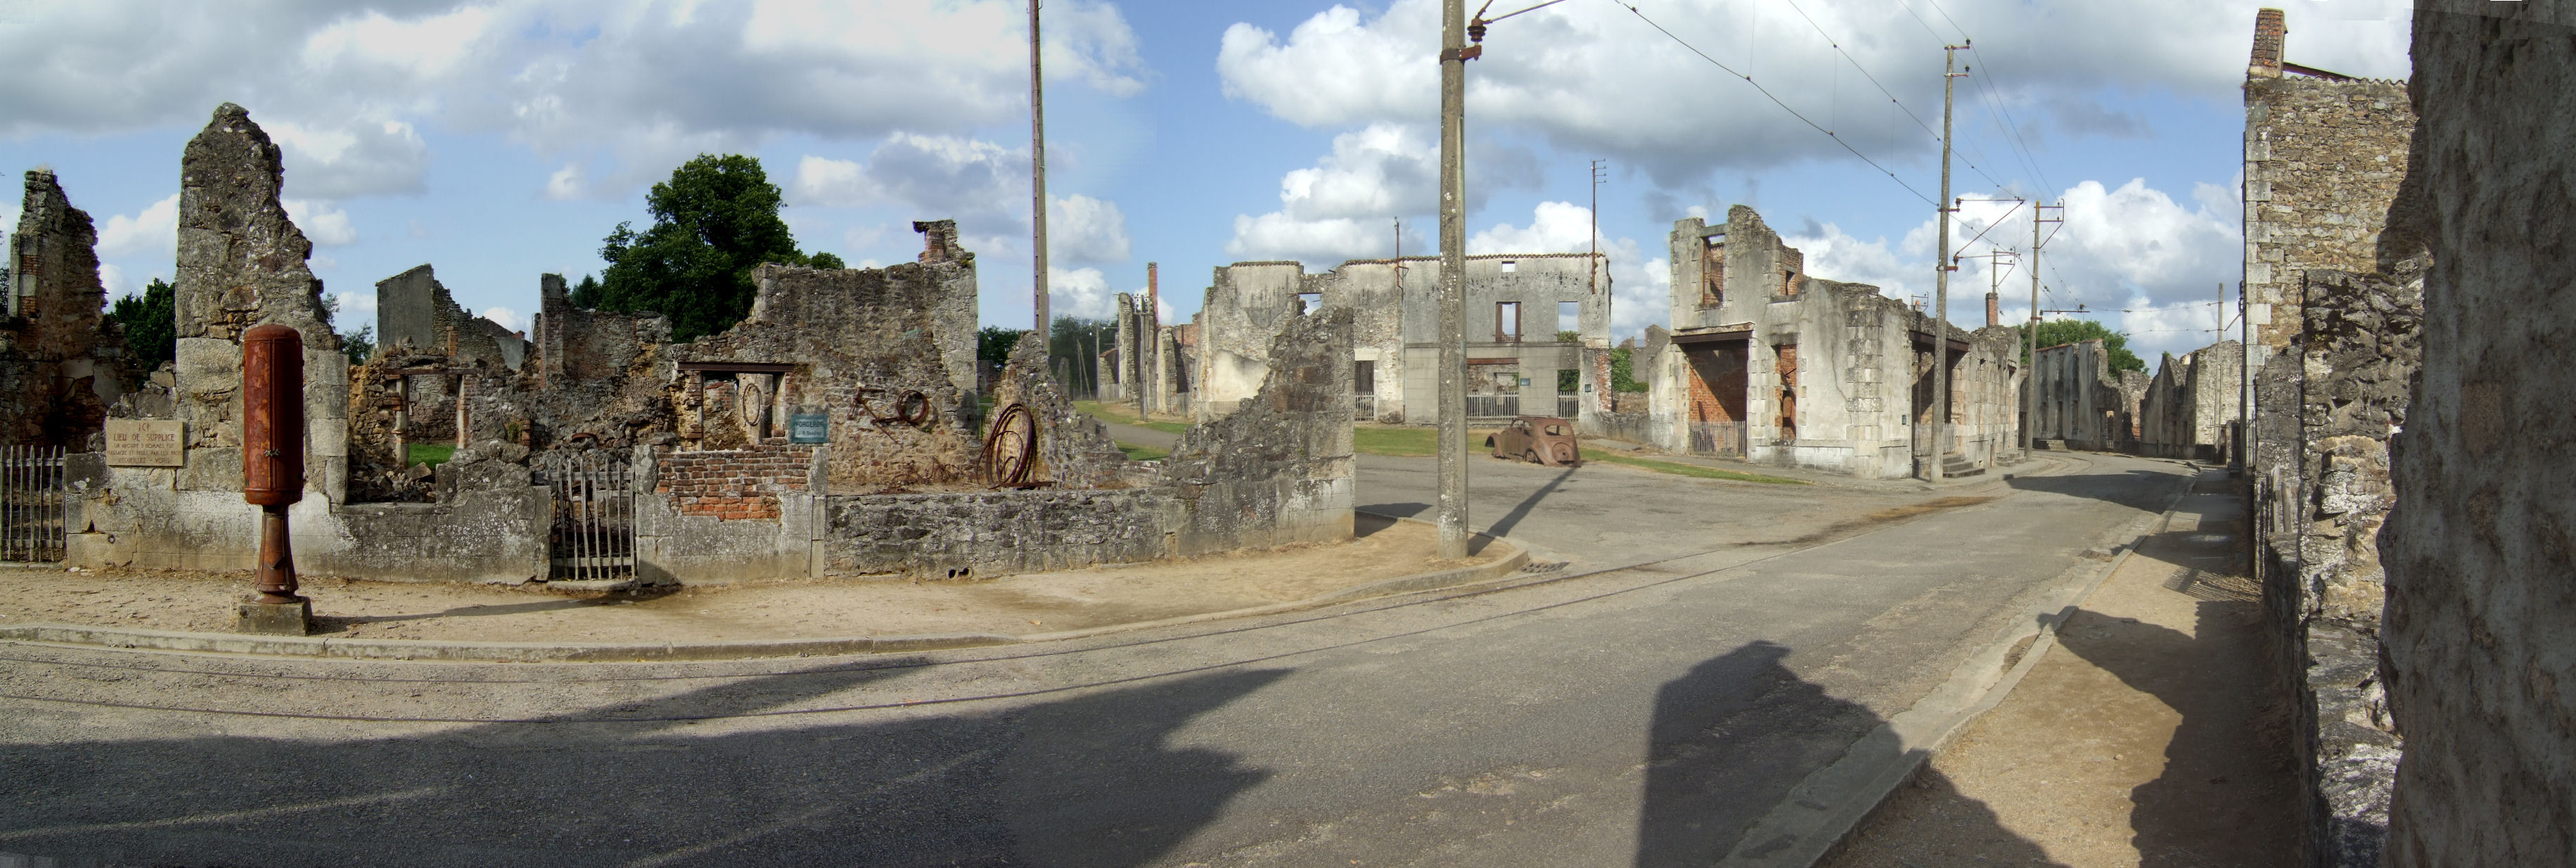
left=0, top=0, right=2413, bottom=360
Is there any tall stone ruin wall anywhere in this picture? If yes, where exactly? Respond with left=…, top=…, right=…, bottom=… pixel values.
left=2379, top=5, right=2576, bottom=865
left=2244, top=64, right=2418, bottom=364
left=0, top=170, right=123, bottom=448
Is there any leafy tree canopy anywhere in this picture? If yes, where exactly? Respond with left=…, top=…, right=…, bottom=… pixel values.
left=592, top=154, right=842, bottom=341
left=1608, top=347, right=1651, bottom=393
left=977, top=326, right=1027, bottom=371
left=109, top=278, right=175, bottom=372
left=2027, top=318, right=2146, bottom=374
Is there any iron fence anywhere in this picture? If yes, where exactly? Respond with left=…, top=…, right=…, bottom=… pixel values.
left=543, top=452, right=634, bottom=582
left=1556, top=395, right=1581, bottom=419
left=1466, top=395, right=1520, bottom=419
left=1688, top=421, right=1747, bottom=457
left=0, top=446, right=65, bottom=563
left=1354, top=394, right=1378, bottom=421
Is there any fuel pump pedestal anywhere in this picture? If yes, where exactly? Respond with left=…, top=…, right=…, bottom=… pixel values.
left=235, top=324, right=312, bottom=636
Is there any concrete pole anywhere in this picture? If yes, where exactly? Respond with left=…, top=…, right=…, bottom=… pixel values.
left=1436, top=0, right=1470, bottom=559
left=2027, top=203, right=2041, bottom=456
left=1029, top=0, right=1049, bottom=334
left=1930, top=46, right=1964, bottom=481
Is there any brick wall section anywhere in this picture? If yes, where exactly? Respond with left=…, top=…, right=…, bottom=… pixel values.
left=655, top=442, right=817, bottom=520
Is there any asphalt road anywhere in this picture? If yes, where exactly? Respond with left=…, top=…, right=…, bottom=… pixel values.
left=0, top=452, right=2189, bottom=867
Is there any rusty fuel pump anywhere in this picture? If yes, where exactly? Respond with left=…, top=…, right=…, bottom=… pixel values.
left=235, top=324, right=310, bottom=635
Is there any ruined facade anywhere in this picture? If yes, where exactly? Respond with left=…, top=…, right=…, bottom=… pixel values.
left=1646, top=205, right=2022, bottom=479
left=2238, top=10, right=2425, bottom=865
left=2137, top=340, right=2244, bottom=461
left=68, top=103, right=1355, bottom=588
left=1191, top=253, right=1610, bottom=427
left=2027, top=338, right=2133, bottom=452
left=0, top=170, right=124, bottom=447
left=377, top=264, right=528, bottom=371
left=2380, top=6, right=2576, bottom=862
left=1110, top=276, right=1196, bottom=417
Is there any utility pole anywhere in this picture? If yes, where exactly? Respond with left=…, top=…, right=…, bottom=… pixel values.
left=1436, top=0, right=1473, bottom=559
left=2027, top=200, right=2061, bottom=457
left=1930, top=44, right=1967, bottom=481
left=1589, top=158, right=1606, bottom=295
left=1029, top=0, right=1049, bottom=334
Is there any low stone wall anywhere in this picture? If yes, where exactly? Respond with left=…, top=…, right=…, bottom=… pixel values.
left=655, top=442, right=817, bottom=521
left=824, top=488, right=1173, bottom=578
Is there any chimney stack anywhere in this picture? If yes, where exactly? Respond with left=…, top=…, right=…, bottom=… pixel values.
left=1986, top=291, right=2001, bottom=327
left=2250, top=8, right=2286, bottom=79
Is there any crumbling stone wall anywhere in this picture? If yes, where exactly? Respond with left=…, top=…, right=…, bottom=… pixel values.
left=2378, top=5, right=2576, bottom=864
left=2139, top=340, right=2245, bottom=461
left=2030, top=339, right=2126, bottom=450
left=0, top=169, right=122, bottom=447
left=988, top=331, right=1139, bottom=490
left=167, top=103, right=349, bottom=502
left=376, top=264, right=520, bottom=369
left=826, top=488, right=1172, bottom=577
left=1162, top=307, right=1355, bottom=555
left=681, top=263, right=978, bottom=492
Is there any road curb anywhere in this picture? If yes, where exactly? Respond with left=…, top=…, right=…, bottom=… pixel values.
left=1719, top=460, right=2199, bottom=868
left=0, top=520, right=1527, bottom=664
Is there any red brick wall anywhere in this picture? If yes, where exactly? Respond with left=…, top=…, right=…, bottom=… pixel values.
left=656, top=442, right=817, bottom=520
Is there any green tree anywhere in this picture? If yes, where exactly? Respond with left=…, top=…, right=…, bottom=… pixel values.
left=978, top=325, right=1027, bottom=372
left=320, top=293, right=373, bottom=365
left=569, top=274, right=603, bottom=308
left=2027, top=319, right=2146, bottom=374
left=1608, top=347, right=1651, bottom=393
left=594, top=154, right=840, bottom=340
left=1046, top=315, right=1115, bottom=394
left=109, top=278, right=176, bottom=372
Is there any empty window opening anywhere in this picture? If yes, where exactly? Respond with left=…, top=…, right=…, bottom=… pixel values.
left=1295, top=292, right=1322, bottom=314
left=1500, top=260, right=1518, bottom=273
left=1558, top=301, right=1582, bottom=341
left=1782, top=267, right=1800, bottom=298
left=1494, top=302, right=1521, bottom=343
left=1700, top=241, right=1726, bottom=308
left=1353, top=360, right=1376, bottom=393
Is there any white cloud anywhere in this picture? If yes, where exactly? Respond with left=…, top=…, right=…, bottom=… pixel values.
left=280, top=199, right=358, bottom=246
left=1226, top=123, right=1440, bottom=263
left=331, top=288, right=378, bottom=324
left=1048, top=194, right=1129, bottom=263
left=1216, top=1, right=2410, bottom=184
left=0, top=0, right=1149, bottom=199
left=1764, top=177, right=2242, bottom=358
left=1047, top=267, right=1120, bottom=320
left=790, top=134, right=1025, bottom=231
left=96, top=193, right=179, bottom=260
left=481, top=306, right=525, bottom=331
left=544, top=162, right=587, bottom=201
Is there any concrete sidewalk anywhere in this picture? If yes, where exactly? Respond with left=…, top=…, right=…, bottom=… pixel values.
left=0, top=514, right=1520, bottom=660
left=1823, top=468, right=2298, bottom=867
left=1589, top=445, right=2069, bottom=491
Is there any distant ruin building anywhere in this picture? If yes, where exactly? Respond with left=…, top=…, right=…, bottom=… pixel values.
left=1643, top=205, right=2023, bottom=479
left=0, top=170, right=126, bottom=449
left=2027, top=339, right=2134, bottom=453
left=1184, top=252, right=1612, bottom=427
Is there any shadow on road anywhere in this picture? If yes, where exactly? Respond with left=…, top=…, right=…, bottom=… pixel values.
left=2, top=660, right=1290, bottom=867
left=2006, top=466, right=2186, bottom=512
left=1487, top=466, right=1577, bottom=539
left=1635, top=641, right=2050, bottom=867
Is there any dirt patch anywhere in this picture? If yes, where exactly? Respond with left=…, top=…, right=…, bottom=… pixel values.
left=1739, top=496, right=1997, bottom=547
left=0, top=516, right=1511, bottom=644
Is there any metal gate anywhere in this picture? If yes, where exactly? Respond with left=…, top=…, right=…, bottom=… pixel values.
left=0, top=446, right=65, bottom=563
left=544, top=452, right=634, bottom=581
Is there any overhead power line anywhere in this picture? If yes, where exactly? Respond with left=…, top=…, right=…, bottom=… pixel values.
left=1610, top=0, right=1936, bottom=205
left=1776, top=0, right=2008, bottom=192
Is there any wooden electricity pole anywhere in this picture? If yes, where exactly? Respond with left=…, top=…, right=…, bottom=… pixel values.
left=1029, top=0, right=1049, bottom=334
left=1930, top=44, right=1967, bottom=481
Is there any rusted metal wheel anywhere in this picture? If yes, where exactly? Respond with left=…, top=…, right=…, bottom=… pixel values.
left=982, top=402, right=1039, bottom=488
left=895, top=390, right=933, bottom=426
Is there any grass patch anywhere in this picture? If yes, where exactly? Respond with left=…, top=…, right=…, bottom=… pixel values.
left=1073, top=400, right=1191, bottom=435
left=1579, top=448, right=1809, bottom=485
left=406, top=442, right=455, bottom=468
left=1115, top=440, right=1170, bottom=461
left=1354, top=426, right=1440, bottom=457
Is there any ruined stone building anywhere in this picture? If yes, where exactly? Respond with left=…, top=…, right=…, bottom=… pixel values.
left=1641, top=205, right=2023, bottom=479
left=1188, top=253, right=1612, bottom=427
left=378, top=264, right=530, bottom=371
left=65, top=103, right=1355, bottom=589
left=2027, top=338, right=2136, bottom=452
left=1107, top=264, right=1198, bottom=416
left=2237, top=9, right=2424, bottom=865
left=0, top=170, right=126, bottom=447
left=2136, top=340, right=2244, bottom=461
